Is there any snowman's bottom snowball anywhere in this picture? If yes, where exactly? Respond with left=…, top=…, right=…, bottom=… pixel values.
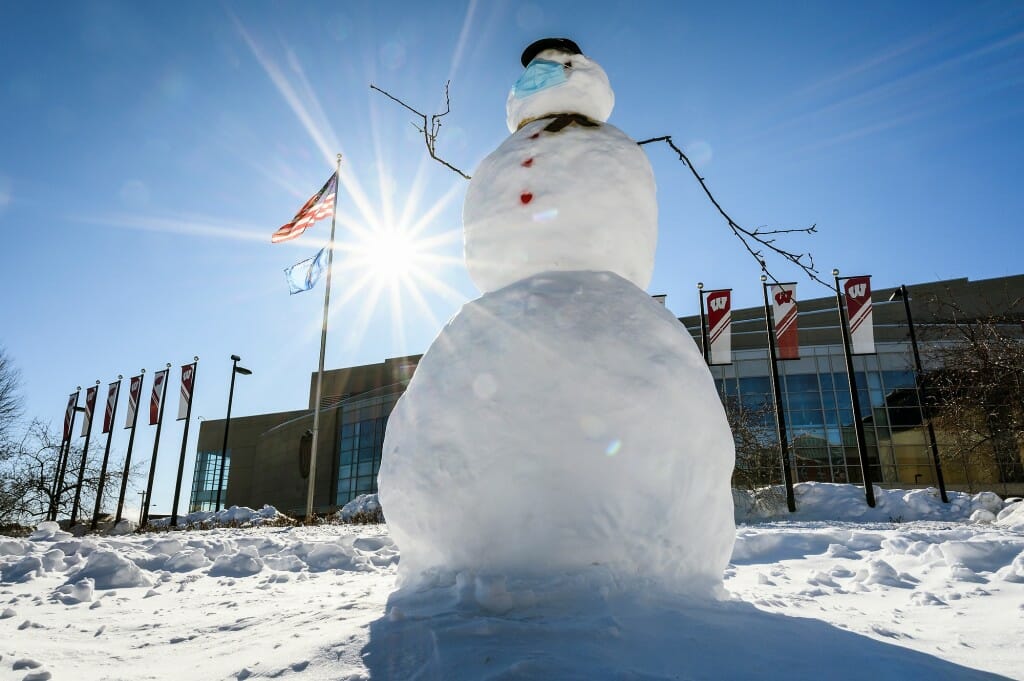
left=378, top=271, right=735, bottom=597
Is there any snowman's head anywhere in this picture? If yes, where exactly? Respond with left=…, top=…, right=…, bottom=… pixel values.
left=505, top=38, right=615, bottom=133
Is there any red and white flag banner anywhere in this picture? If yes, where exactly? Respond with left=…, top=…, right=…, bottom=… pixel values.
left=771, top=283, right=799, bottom=360
left=178, top=362, right=197, bottom=421
left=62, top=391, right=79, bottom=443
left=150, top=369, right=168, bottom=426
left=102, top=380, right=120, bottom=434
left=125, top=374, right=143, bottom=429
left=706, top=289, right=732, bottom=365
left=844, top=276, right=875, bottom=355
left=80, top=385, right=98, bottom=438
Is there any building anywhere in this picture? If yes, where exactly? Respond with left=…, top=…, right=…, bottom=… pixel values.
left=190, top=356, right=419, bottom=515
left=190, top=274, right=1024, bottom=514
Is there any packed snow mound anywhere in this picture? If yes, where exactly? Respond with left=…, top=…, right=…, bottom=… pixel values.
left=995, top=501, right=1024, bottom=532
left=148, top=504, right=290, bottom=529
left=1, top=524, right=396, bottom=590
left=29, top=521, right=72, bottom=542
left=380, top=270, right=735, bottom=597
left=66, top=549, right=152, bottom=589
left=335, top=493, right=383, bottom=522
left=464, top=118, right=656, bottom=294
left=735, top=482, right=1019, bottom=524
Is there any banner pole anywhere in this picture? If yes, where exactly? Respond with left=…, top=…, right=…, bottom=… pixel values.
left=834, top=270, right=876, bottom=508
left=305, top=154, right=342, bottom=523
left=90, top=377, right=122, bottom=531
left=115, top=370, right=144, bottom=524
left=171, top=359, right=199, bottom=526
left=141, top=364, right=171, bottom=527
left=70, top=380, right=100, bottom=526
left=50, top=389, right=81, bottom=521
left=762, top=277, right=796, bottom=512
left=696, top=283, right=709, bottom=365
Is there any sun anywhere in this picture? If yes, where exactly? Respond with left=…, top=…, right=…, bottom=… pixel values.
left=355, top=226, right=420, bottom=287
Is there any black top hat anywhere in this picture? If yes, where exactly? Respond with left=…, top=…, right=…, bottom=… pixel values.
left=520, top=38, right=582, bottom=67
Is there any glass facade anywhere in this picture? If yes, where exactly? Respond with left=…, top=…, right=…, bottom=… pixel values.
left=712, top=342, right=933, bottom=486
left=336, top=417, right=387, bottom=505
left=334, top=387, right=403, bottom=506
left=189, top=449, right=230, bottom=512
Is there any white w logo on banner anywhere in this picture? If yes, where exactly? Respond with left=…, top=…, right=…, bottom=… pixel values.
left=848, top=283, right=867, bottom=298
left=709, top=296, right=728, bottom=311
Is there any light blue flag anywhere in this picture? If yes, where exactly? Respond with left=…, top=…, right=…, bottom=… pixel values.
left=284, top=248, right=326, bottom=295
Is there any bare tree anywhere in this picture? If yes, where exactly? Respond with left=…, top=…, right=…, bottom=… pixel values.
left=724, top=395, right=787, bottom=512
left=0, top=419, right=144, bottom=526
left=0, top=346, right=23, bottom=444
left=921, top=289, right=1024, bottom=491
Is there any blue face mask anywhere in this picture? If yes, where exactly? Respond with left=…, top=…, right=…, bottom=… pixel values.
left=513, top=59, right=567, bottom=99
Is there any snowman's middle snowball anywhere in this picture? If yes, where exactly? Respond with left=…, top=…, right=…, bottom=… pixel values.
left=463, top=117, right=657, bottom=294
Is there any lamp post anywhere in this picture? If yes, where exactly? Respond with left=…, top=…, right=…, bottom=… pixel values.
left=889, top=285, right=949, bottom=503
left=215, top=354, right=251, bottom=511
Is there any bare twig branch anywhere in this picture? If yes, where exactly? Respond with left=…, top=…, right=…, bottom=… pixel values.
left=370, top=82, right=471, bottom=180
left=638, top=135, right=828, bottom=288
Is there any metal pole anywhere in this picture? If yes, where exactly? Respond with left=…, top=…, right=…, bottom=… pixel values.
left=115, top=370, right=144, bottom=524
left=834, top=270, right=876, bottom=508
left=305, top=154, right=343, bottom=523
left=762, top=277, right=797, bottom=512
left=51, top=389, right=81, bottom=521
left=141, top=364, right=171, bottom=527
left=171, top=359, right=199, bottom=526
left=898, top=284, right=949, bottom=502
left=71, top=381, right=100, bottom=526
left=697, top=282, right=709, bottom=365
left=48, top=439, right=68, bottom=521
left=215, top=357, right=239, bottom=512
left=90, top=377, right=122, bottom=531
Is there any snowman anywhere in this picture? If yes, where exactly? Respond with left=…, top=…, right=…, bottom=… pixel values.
left=379, top=39, right=735, bottom=599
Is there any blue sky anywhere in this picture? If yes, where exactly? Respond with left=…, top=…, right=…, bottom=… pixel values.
left=2, top=1, right=1023, bottom=515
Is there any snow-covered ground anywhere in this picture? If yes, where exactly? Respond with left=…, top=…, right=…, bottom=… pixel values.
left=2, top=486, right=1022, bottom=680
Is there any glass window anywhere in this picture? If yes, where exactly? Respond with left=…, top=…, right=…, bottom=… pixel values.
left=882, top=370, right=915, bottom=390
left=739, top=376, right=771, bottom=394
left=783, top=374, right=819, bottom=393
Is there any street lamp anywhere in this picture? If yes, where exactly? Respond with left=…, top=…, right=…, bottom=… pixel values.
left=889, top=285, right=949, bottom=502
left=215, top=354, right=252, bottom=511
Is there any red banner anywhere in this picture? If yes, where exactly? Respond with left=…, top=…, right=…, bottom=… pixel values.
left=62, top=391, right=79, bottom=443
left=125, top=374, right=143, bottom=429
left=81, top=385, right=98, bottom=437
left=178, top=362, right=196, bottom=421
left=844, top=276, right=875, bottom=354
left=705, top=289, right=732, bottom=365
left=102, top=380, right=120, bottom=434
left=771, top=283, right=799, bottom=360
left=150, top=369, right=168, bottom=426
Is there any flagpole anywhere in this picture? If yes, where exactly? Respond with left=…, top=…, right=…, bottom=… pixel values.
left=305, top=154, right=342, bottom=523
left=71, top=380, right=101, bottom=526
left=170, top=358, right=199, bottom=527
left=141, top=364, right=172, bottom=527
left=90, top=377, right=122, bottom=531
left=115, top=370, right=144, bottom=525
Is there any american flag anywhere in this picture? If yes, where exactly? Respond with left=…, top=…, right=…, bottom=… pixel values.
left=271, top=172, right=338, bottom=244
